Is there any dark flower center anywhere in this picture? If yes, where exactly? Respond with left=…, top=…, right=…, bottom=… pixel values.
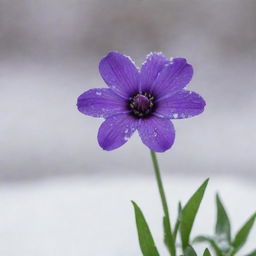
left=129, top=93, right=154, bottom=117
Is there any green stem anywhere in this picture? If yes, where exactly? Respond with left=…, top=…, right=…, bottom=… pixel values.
left=150, top=150, right=176, bottom=256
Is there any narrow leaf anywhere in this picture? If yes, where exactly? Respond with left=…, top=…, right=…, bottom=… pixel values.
left=163, top=216, right=176, bottom=256
left=180, top=179, right=209, bottom=250
left=132, top=201, right=160, bottom=256
left=203, top=248, right=212, bottom=256
left=193, top=236, right=222, bottom=256
left=184, top=245, right=197, bottom=256
left=231, top=213, right=256, bottom=254
left=215, top=194, right=231, bottom=242
left=173, top=202, right=182, bottom=241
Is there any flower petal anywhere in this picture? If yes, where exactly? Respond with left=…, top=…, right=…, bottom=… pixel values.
left=138, top=116, right=175, bottom=152
left=77, top=88, right=127, bottom=118
left=155, top=90, right=206, bottom=119
left=97, top=114, right=137, bottom=150
left=140, top=52, right=169, bottom=93
left=151, top=58, right=193, bottom=101
left=99, top=52, right=139, bottom=98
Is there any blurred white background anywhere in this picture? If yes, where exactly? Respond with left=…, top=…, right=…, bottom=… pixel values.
left=0, top=0, right=256, bottom=255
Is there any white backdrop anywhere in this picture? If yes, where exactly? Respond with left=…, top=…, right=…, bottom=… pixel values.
left=1, top=0, right=256, bottom=181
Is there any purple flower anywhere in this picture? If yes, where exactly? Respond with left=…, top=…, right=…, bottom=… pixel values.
left=77, top=52, right=205, bottom=152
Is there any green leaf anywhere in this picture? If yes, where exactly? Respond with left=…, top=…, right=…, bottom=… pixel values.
left=180, top=179, right=209, bottom=251
left=163, top=215, right=176, bottom=256
left=173, top=202, right=182, bottom=241
left=215, top=194, right=231, bottom=242
left=184, top=245, right=197, bottom=256
left=203, top=248, right=212, bottom=256
left=245, top=250, right=256, bottom=256
left=231, top=213, right=256, bottom=255
left=193, top=236, right=222, bottom=256
left=132, top=201, right=160, bottom=256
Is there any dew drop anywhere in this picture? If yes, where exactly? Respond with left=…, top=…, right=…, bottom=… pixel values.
left=124, top=135, right=129, bottom=141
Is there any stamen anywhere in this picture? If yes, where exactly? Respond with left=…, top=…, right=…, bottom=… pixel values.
left=129, top=92, right=155, bottom=117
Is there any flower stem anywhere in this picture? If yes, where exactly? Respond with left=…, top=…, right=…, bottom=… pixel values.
left=150, top=150, right=176, bottom=256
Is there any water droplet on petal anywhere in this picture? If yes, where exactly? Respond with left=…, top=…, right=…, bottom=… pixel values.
left=153, top=128, right=158, bottom=137
left=124, top=135, right=129, bottom=141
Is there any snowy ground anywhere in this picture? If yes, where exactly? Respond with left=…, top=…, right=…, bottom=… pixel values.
left=0, top=175, right=255, bottom=256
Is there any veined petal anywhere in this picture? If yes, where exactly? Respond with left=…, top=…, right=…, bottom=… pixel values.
left=140, top=52, right=169, bottom=93
left=138, top=116, right=175, bottom=152
left=77, top=88, right=127, bottom=118
left=155, top=90, right=206, bottom=119
left=151, top=58, right=193, bottom=100
left=97, top=114, right=138, bottom=150
left=99, top=52, right=139, bottom=98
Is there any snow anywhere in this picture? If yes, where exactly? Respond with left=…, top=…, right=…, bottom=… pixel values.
left=0, top=175, right=255, bottom=256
